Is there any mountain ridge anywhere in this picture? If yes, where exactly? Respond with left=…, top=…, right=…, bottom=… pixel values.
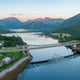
left=55, top=13, right=80, bottom=35
left=0, top=17, right=24, bottom=29
left=24, top=18, right=64, bottom=33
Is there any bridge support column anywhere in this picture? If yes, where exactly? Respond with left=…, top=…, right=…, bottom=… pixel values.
left=22, top=45, right=27, bottom=55
left=73, top=44, right=77, bottom=49
left=73, top=44, right=78, bottom=54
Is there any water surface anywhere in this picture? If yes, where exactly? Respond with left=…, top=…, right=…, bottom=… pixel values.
left=3, top=32, right=80, bottom=80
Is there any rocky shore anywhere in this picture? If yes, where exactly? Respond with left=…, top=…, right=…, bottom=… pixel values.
left=0, top=50, right=32, bottom=80
left=66, top=45, right=80, bottom=54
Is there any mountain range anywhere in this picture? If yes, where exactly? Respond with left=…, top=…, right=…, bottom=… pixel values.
left=0, top=17, right=24, bottom=29
left=24, top=18, right=64, bottom=33
left=27, top=17, right=52, bottom=22
left=0, top=13, right=80, bottom=35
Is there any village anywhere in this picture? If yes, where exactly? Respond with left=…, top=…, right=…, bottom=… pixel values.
left=0, top=35, right=26, bottom=70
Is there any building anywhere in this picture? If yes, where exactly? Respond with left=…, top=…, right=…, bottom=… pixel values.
left=0, top=56, right=15, bottom=66
left=2, top=57, right=12, bottom=64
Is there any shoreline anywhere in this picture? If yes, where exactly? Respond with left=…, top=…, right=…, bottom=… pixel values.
left=0, top=50, right=32, bottom=80
left=46, top=33, right=80, bottom=54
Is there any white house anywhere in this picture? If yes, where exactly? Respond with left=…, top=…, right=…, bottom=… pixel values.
left=2, top=57, right=12, bottom=64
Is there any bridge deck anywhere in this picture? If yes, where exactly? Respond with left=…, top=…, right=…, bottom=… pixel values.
left=0, top=40, right=80, bottom=52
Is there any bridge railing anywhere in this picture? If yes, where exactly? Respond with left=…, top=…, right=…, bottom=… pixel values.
left=0, top=40, right=80, bottom=51
left=27, top=40, right=80, bottom=49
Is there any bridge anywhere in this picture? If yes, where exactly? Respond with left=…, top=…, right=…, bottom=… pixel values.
left=27, top=40, right=80, bottom=50
left=0, top=40, right=80, bottom=52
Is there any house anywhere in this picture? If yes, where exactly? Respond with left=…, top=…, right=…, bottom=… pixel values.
left=2, top=57, right=12, bottom=64
left=0, top=56, right=15, bottom=66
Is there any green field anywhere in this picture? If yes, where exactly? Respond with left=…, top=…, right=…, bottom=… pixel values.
left=0, top=51, right=24, bottom=61
left=46, top=33, right=73, bottom=42
left=1, top=46, right=22, bottom=50
left=16, top=31, right=31, bottom=33
left=50, top=33, right=71, bottom=38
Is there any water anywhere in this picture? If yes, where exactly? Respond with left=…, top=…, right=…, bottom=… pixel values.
left=19, top=56, right=80, bottom=80
left=3, top=32, right=80, bottom=80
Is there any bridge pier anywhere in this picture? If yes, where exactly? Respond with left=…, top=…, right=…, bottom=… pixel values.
left=22, top=45, right=28, bottom=55
left=72, top=44, right=77, bottom=54
left=22, top=44, right=30, bottom=56
left=73, top=44, right=77, bottom=49
left=72, top=44, right=80, bottom=54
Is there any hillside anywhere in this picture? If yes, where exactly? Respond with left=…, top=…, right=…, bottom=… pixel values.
left=0, top=35, right=24, bottom=47
left=0, top=17, right=24, bottom=29
left=56, top=14, right=80, bottom=35
left=24, top=18, right=64, bottom=33
left=0, top=17, right=65, bottom=33
left=0, top=28, right=12, bottom=34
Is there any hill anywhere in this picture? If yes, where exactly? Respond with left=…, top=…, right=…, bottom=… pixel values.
left=0, top=17, right=24, bottom=29
left=24, top=18, right=64, bottom=33
left=0, top=17, right=64, bottom=33
left=56, top=13, right=80, bottom=35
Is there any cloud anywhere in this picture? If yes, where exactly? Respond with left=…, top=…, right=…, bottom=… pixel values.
left=11, top=13, right=24, bottom=16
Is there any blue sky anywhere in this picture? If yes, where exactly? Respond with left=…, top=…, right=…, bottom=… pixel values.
left=0, top=0, right=80, bottom=21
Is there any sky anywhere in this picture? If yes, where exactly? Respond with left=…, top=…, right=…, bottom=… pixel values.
left=0, top=0, right=80, bottom=21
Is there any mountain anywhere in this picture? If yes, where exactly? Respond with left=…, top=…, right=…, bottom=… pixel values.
left=0, top=17, right=65, bottom=33
left=27, top=17, right=52, bottom=22
left=0, top=17, right=24, bottom=29
left=24, top=18, right=64, bottom=33
left=56, top=13, right=80, bottom=35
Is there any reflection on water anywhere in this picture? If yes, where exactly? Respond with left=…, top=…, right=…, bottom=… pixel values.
left=2, top=32, right=58, bottom=45
left=30, top=46, right=73, bottom=62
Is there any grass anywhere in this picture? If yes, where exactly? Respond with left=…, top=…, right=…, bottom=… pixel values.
left=46, top=33, right=73, bottom=42
left=1, top=46, right=22, bottom=50
left=50, top=33, right=71, bottom=38
left=0, top=51, right=22, bottom=61
left=0, top=51, right=26, bottom=72
left=16, top=31, right=31, bottom=33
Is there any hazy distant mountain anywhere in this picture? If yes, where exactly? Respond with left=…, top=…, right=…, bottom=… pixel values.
left=0, top=17, right=65, bottom=33
left=0, top=17, right=24, bottom=29
left=1, top=14, right=80, bottom=34
left=24, top=18, right=64, bottom=33
left=56, top=13, right=80, bottom=35
left=27, top=17, right=52, bottom=22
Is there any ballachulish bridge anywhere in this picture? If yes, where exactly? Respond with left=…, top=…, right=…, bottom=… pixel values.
left=0, top=40, right=80, bottom=52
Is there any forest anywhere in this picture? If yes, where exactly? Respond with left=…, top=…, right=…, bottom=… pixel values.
left=0, top=35, right=24, bottom=47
